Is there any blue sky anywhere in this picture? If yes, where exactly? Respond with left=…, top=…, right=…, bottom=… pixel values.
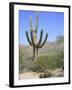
left=19, top=10, right=64, bottom=45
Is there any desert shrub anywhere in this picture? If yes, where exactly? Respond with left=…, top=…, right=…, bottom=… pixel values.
left=19, top=52, right=34, bottom=73
left=19, top=44, right=64, bottom=73
left=56, top=51, right=64, bottom=68
left=19, top=47, right=35, bottom=73
left=56, top=36, right=64, bottom=44
left=32, top=55, right=57, bottom=72
left=32, top=51, right=64, bottom=72
left=19, top=48, right=26, bottom=73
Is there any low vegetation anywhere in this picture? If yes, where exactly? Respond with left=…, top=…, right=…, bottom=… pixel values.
left=19, top=36, right=64, bottom=77
left=32, top=51, right=64, bottom=72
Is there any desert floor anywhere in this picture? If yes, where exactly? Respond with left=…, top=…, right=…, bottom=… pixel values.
left=19, top=72, right=40, bottom=79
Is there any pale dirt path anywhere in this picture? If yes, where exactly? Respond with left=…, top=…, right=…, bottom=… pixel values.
left=19, top=72, right=40, bottom=79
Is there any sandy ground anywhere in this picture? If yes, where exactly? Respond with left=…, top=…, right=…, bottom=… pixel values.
left=19, top=68, right=64, bottom=79
left=19, top=72, right=40, bottom=79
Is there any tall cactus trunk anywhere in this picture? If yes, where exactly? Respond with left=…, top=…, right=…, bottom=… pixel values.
left=33, top=46, right=35, bottom=60
left=36, top=48, right=38, bottom=57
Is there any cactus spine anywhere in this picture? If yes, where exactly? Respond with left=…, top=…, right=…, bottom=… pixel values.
left=26, top=14, right=48, bottom=60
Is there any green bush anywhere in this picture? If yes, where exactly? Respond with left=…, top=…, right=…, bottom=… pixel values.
left=19, top=45, right=64, bottom=73
left=32, top=55, right=57, bottom=72
left=56, top=51, right=64, bottom=68
left=19, top=48, right=25, bottom=73
left=32, top=51, right=64, bottom=72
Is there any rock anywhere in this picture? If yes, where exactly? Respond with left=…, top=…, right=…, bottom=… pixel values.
left=39, top=70, right=52, bottom=78
left=39, top=73, right=44, bottom=78
left=54, top=72, right=64, bottom=77
left=52, top=68, right=64, bottom=77
left=39, top=68, right=64, bottom=78
left=44, top=70, right=52, bottom=78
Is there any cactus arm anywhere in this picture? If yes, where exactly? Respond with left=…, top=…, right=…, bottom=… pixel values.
left=35, top=15, right=39, bottom=33
left=36, top=30, right=43, bottom=47
left=25, top=31, right=32, bottom=45
left=38, top=33, right=48, bottom=48
left=33, top=46, right=35, bottom=58
left=29, top=16, right=33, bottom=30
left=30, top=31, right=36, bottom=46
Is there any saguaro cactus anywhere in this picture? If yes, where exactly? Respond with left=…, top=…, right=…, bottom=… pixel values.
left=26, top=14, right=48, bottom=60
